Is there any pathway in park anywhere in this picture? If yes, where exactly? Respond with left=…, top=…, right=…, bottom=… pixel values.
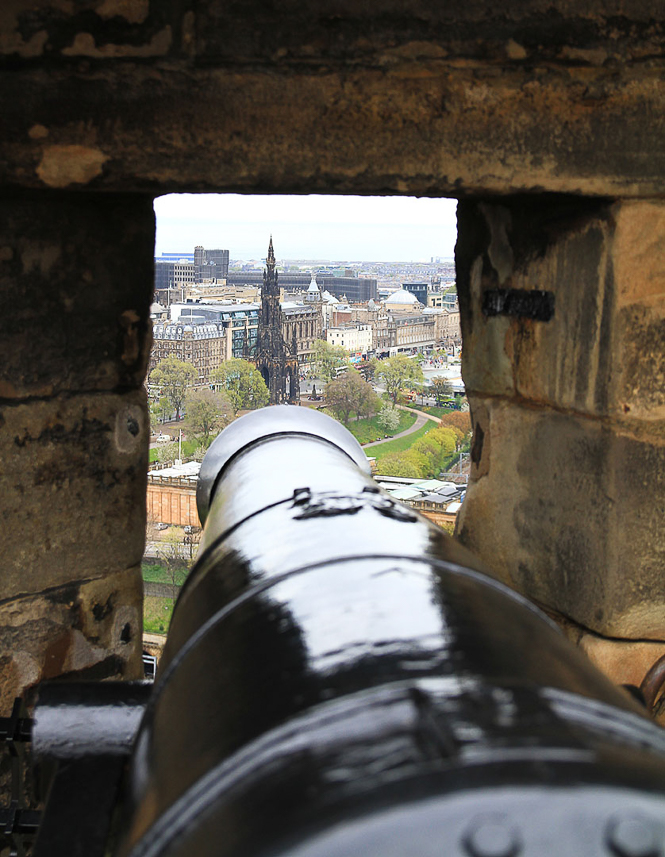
left=362, top=406, right=440, bottom=449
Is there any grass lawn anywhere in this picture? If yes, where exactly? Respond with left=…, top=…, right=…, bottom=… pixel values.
left=323, top=409, right=416, bottom=444
left=369, top=421, right=436, bottom=460
left=143, top=595, right=174, bottom=635
left=142, top=562, right=189, bottom=587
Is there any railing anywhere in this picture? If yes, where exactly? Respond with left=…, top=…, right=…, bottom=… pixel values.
left=147, top=475, right=197, bottom=488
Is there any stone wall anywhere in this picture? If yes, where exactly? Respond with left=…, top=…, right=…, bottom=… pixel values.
left=0, top=192, right=153, bottom=708
left=147, top=479, right=199, bottom=528
left=455, top=197, right=665, bottom=675
left=2, top=1, right=665, bottom=706
left=2, top=3, right=665, bottom=197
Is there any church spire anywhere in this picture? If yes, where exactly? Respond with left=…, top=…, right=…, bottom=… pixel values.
left=267, top=235, right=275, bottom=269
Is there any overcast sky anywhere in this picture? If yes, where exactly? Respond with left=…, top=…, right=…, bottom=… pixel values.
left=154, top=194, right=458, bottom=262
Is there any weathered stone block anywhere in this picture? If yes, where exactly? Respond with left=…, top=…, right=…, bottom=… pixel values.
left=0, top=191, right=154, bottom=398
left=0, top=1, right=186, bottom=60
left=613, top=202, right=665, bottom=421
left=456, top=396, right=665, bottom=640
left=457, top=197, right=665, bottom=422
left=0, top=390, right=148, bottom=601
left=3, top=6, right=665, bottom=194
left=578, top=635, right=665, bottom=693
left=0, top=565, right=143, bottom=714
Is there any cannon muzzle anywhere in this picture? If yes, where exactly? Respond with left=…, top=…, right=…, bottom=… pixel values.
left=118, top=407, right=665, bottom=857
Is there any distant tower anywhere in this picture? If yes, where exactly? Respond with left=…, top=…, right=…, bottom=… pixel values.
left=255, top=237, right=300, bottom=404
left=305, top=271, right=325, bottom=338
left=306, top=273, right=322, bottom=304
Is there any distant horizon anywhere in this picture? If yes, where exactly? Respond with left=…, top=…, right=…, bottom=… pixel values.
left=155, top=251, right=456, bottom=265
left=154, top=194, right=458, bottom=262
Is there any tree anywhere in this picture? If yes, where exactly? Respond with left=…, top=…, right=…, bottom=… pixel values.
left=412, top=426, right=458, bottom=476
left=149, top=396, right=171, bottom=426
left=313, top=339, right=349, bottom=381
left=377, top=403, right=401, bottom=433
left=212, top=358, right=269, bottom=414
left=439, top=409, right=472, bottom=436
left=185, top=388, right=233, bottom=447
left=358, top=357, right=378, bottom=382
left=154, top=441, right=177, bottom=465
left=376, top=356, right=424, bottom=404
left=156, top=530, right=192, bottom=602
left=377, top=450, right=429, bottom=478
left=150, top=358, right=197, bottom=420
left=324, top=370, right=380, bottom=425
left=411, top=435, right=443, bottom=473
left=431, top=376, right=454, bottom=406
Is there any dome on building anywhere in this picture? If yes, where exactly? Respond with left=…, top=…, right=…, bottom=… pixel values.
left=308, top=274, right=319, bottom=293
left=385, top=288, right=420, bottom=306
left=322, top=290, right=339, bottom=304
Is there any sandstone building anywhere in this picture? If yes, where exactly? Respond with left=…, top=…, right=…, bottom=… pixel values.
left=149, top=303, right=260, bottom=385
left=150, top=322, right=226, bottom=387
left=326, top=323, right=373, bottom=355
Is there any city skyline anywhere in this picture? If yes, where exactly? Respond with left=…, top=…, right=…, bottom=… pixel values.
left=154, top=194, right=458, bottom=262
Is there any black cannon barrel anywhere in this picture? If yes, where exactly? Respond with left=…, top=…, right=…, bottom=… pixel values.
left=120, top=407, right=665, bottom=857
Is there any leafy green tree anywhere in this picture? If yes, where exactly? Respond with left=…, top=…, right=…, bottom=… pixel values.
left=150, top=358, right=197, bottom=420
left=325, top=370, right=380, bottom=425
left=377, top=450, right=429, bottom=478
left=212, top=358, right=269, bottom=414
left=431, top=376, right=453, bottom=406
left=314, top=339, right=349, bottom=382
left=185, top=388, right=233, bottom=447
left=376, top=356, right=424, bottom=404
left=411, top=426, right=458, bottom=476
left=377, top=403, right=401, bottom=433
left=429, top=426, right=458, bottom=456
left=411, top=436, right=442, bottom=473
left=149, top=396, right=171, bottom=427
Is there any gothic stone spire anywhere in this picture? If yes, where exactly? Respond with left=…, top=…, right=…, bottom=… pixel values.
left=263, top=235, right=279, bottom=297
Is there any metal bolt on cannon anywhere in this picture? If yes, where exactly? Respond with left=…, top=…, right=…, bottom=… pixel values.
left=13, top=408, right=665, bottom=856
